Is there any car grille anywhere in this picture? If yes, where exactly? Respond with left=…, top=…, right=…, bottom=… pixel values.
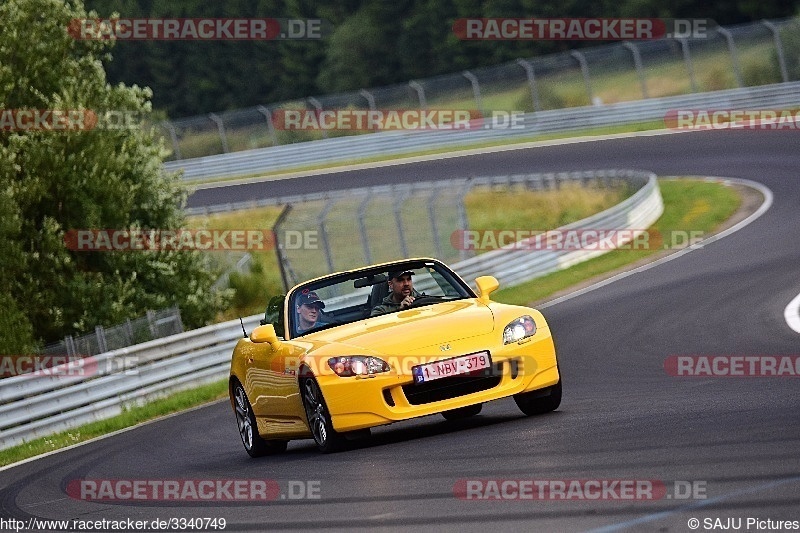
left=401, top=364, right=503, bottom=405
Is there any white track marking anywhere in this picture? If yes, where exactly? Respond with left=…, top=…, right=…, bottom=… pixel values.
left=784, top=291, right=800, bottom=334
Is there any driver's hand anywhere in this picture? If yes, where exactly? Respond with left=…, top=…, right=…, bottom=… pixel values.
left=400, top=295, right=415, bottom=309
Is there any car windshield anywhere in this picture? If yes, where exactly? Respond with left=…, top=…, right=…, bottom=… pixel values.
left=288, top=261, right=473, bottom=338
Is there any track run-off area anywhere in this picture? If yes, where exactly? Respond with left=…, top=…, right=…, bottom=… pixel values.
left=2, top=128, right=799, bottom=532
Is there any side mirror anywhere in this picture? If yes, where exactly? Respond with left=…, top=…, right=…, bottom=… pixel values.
left=250, top=324, right=281, bottom=350
left=475, top=275, right=499, bottom=304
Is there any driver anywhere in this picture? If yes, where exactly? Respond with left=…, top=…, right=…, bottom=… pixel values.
left=296, top=290, right=325, bottom=333
left=370, top=270, right=422, bottom=316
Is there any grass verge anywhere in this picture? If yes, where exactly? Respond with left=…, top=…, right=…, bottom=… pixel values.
left=492, top=179, right=742, bottom=305
left=0, top=178, right=745, bottom=468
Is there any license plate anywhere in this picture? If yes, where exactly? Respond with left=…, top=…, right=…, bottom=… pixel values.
left=412, top=351, right=491, bottom=383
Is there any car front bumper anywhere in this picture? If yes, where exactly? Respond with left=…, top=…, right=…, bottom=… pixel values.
left=319, top=327, right=559, bottom=432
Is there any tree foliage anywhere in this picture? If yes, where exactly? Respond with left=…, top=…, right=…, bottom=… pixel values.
left=84, top=0, right=800, bottom=117
left=0, top=0, right=229, bottom=352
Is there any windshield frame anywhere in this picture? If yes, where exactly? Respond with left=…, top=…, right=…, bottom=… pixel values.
left=285, top=259, right=475, bottom=339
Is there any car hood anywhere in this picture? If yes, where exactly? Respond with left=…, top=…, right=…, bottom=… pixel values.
left=303, top=299, right=495, bottom=356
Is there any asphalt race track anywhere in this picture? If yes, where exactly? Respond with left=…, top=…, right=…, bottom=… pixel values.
left=2, top=128, right=799, bottom=532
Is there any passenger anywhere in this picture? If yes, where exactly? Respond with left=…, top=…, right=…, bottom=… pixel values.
left=296, top=290, right=325, bottom=333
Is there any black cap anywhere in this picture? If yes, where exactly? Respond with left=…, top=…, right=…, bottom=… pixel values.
left=297, top=290, right=325, bottom=308
left=388, top=269, right=414, bottom=280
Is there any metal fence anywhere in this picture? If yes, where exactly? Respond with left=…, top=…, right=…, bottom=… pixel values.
left=157, top=17, right=800, bottom=162
left=211, top=253, right=253, bottom=290
left=39, top=307, right=183, bottom=359
left=272, top=171, right=639, bottom=289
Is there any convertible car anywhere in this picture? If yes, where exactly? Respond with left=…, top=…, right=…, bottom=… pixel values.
left=229, top=258, right=561, bottom=455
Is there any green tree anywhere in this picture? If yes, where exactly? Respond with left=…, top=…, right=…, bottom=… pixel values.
left=315, top=7, right=382, bottom=92
left=0, top=0, right=229, bottom=351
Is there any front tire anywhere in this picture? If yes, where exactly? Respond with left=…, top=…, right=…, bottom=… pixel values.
left=301, top=376, right=346, bottom=453
left=514, top=379, right=562, bottom=416
left=232, top=382, right=288, bottom=457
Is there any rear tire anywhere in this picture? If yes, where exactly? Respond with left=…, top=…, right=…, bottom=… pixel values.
left=514, top=379, right=562, bottom=416
left=441, top=403, right=482, bottom=420
left=232, top=382, right=288, bottom=457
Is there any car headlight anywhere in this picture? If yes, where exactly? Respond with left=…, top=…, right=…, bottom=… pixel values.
left=503, top=315, right=537, bottom=344
left=328, top=356, right=390, bottom=377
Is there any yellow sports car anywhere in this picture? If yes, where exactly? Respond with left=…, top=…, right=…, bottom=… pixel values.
left=229, top=258, right=560, bottom=455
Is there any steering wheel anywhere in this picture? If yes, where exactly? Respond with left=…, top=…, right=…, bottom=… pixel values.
left=406, top=296, right=444, bottom=309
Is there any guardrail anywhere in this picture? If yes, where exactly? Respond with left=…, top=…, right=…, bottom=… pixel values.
left=0, top=169, right=661, bottom=450
left=166, top=82, right=800, bottom=181
left=0, top=316, right=260, bottom=450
